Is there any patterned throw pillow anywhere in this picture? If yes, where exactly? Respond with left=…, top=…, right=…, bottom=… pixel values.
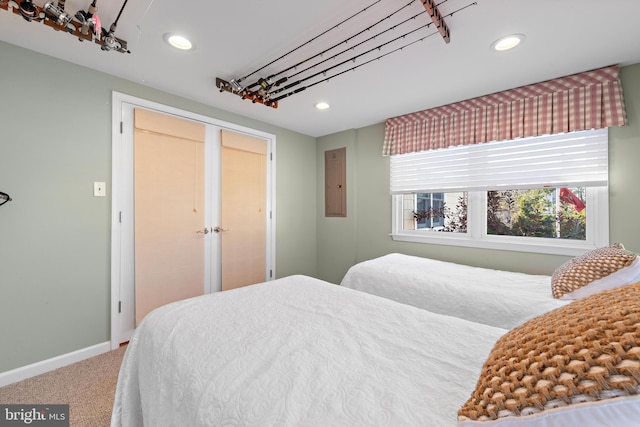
left=458, top=282, right=640, bottom=422
left=551, top=243, right=637, bottom=299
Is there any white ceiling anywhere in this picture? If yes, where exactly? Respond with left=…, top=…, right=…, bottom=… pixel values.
left=2, top=0, right=640, bottom=137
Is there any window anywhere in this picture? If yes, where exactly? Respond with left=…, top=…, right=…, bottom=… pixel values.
left=416, top=193, right=444, bottom=229
left=404, top=192, right=466, bottom=232
left=487, top=188, right=586, bottom=240
left=391, top=129, right=609, bottom=256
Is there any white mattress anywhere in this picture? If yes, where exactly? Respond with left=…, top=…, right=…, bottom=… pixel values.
left=340, top=253, right=568, bottom=330
left=112, top=275, right=506, bottom=427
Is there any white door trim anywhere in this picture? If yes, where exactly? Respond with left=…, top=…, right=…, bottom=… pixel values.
left=110, top=92, right=276, bottom=350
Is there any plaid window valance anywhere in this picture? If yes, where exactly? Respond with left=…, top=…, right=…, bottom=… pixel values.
left=383, top=65, right=627, bottom=156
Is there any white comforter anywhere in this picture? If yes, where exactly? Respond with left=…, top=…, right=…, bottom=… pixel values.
left=112, top=275, right=506, bottom=427
left=341, top=253, right=568, bottom=330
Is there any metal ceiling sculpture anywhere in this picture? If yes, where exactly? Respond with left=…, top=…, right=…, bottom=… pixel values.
left=0, top=0, right=131, bottom=53
left=216, top=0, right=476, bottom=108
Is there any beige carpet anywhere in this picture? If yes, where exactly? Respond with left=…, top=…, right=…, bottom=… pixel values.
left=0, top=345, right=127, bottom=427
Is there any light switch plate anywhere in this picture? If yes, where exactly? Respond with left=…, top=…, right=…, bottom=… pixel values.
left=94, top=182, right=106, bottom=197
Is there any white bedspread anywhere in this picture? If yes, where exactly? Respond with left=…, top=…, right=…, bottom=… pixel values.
left=341, top=253, right=568, bottom=330
left=112, top=275, right=506, bottom=427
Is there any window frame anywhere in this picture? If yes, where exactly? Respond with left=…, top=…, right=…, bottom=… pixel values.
left=390, top=131, right=610, bottom=256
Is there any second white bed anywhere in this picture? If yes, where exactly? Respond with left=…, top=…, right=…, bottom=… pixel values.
left=341, top=253, right=568, bottom=329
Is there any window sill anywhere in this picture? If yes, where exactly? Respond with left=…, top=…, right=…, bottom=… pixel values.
left=390, top=232, right=598, bottom=257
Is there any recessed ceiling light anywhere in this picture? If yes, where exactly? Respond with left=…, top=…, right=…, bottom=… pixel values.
left=163, top=33, right=193, bottom=50
left=491, top=34, right=525, bottom=52
left=315, top=102, right=330, bottom=110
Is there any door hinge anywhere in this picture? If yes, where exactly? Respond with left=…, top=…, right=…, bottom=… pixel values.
left=270, top=269, right=273, bottom=278
left=119, top=211, right=122, bottom=223
left=118, top=301, right=122, bottom=313
left=120, top=121, right=123, bottom=134
left=270, top=152, right=273, bottom=161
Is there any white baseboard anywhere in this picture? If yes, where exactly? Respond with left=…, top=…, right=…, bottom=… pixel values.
left=0, top=341, right=111, bottom=388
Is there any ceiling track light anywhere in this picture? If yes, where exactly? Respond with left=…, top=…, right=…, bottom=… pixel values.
left=0, top=0, right=130, bottom=53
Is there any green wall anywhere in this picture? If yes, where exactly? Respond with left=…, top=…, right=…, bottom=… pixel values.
left=0, top=41, right=317, bottom=373
left=316, top=63, right=640, bottom=285
left=2, top=36, right=639, bottom=374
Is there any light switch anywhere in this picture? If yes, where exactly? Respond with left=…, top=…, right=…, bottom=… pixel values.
left=94, top=182, right=106, bottom=197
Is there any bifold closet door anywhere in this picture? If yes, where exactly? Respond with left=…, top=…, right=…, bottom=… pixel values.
left=220, top=130, right=267, bottom=291
left=133, top=108, right=206, bottom=325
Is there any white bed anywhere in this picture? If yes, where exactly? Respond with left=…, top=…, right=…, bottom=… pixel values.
left=341, top=253, right=568, bottom=330
left=112, top=275, right=507, bottom=427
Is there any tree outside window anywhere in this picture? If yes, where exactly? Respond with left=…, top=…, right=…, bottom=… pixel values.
left=487, top=188, right=586, bottom=240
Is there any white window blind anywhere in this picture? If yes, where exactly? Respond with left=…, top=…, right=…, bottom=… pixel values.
left=390, top=129, right=608, bottom=194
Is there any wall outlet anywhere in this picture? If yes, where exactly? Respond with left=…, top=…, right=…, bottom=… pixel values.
left=94, top=182, right=106, bottom=197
